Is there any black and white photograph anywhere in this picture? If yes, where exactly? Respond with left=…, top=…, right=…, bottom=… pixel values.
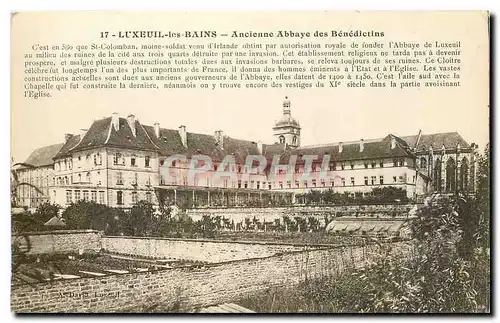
left=9, top=10, right=490, bottom=314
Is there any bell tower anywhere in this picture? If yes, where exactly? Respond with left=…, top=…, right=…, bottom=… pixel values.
left=273, top=96, right=301, bottom=148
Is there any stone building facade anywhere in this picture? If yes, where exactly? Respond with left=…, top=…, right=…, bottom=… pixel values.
left=13, top=98, right=478, bottom=209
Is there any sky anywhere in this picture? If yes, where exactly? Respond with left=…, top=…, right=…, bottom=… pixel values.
left=10, top=11, right=490, bottom=162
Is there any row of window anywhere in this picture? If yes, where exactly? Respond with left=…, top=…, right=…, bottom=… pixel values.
left=161, top=175, right=414, bottom=190
left=116, top=191, right=153, bottom=205
left=56, top=153, right=152, bottom=171
left=66, top=190, right=105, bottom=205
left=65, top=190, right=153, bottom=205
left=114, top=153, right=150, bottom=168
left=163, top=159, right=408, bottom=174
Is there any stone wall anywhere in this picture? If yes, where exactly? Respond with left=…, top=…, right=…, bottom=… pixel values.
left=12, top=230, right=102, bottom=255
left=102, top=236, right=310, bottom=263
left=11, top=241, right=412, bottom=313
left=186, top=204, right=418, bottom=224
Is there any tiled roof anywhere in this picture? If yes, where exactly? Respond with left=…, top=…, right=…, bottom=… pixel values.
left=143, top=126, right=186, bottom=156
left=400, top=132, right=470, bottom=152
left=39, top=115, right=473, bottom=164
left=23, top=143, right=64, bottom=167
left=278, top=135, right=413, bottom=164
left=71, top=118, right=111, bottom=150
left=54, top=134, right=81, bottom=158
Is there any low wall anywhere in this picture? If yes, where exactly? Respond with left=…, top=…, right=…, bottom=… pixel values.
left=102, top=236, right=309, bottom=263
left=11, top=241, right=412, bottom=313
left=12, top=230, right=102, bottom=255
left=186, top=204, right=418, bottom=224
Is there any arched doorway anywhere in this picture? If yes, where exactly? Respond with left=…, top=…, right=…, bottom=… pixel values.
left=445, top=158, right=456, bottom=192
left=460, top=157, right=469, bottom=192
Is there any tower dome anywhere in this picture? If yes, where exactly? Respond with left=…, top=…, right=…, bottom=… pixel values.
left=275, top=96, right=300, bottom=127
left=273, top=96, right=301, bottom=148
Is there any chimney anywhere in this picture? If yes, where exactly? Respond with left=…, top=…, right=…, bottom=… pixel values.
left=111, top=112, right=119, bottom=131
left=127, top=114, right=136, bottom=137
left=178, top=125, right=187, bottom=147
left=79, top=129, right=88, bottom=138
left=338, top=142, right=343, bottom=153
left=154, top=122, right=160, bottom=138
left=257, top=140, right=263, bottom=154
left=214, top=130, right=224, bottom=148
left=359, top=139, right=364, bottom=152
left=391, top=136, right=397, bottom=149
left=64, top=133, right=73, bottom=142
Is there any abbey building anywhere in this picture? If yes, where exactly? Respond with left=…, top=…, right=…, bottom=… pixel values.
left=12, top=98, right=478, bottom=209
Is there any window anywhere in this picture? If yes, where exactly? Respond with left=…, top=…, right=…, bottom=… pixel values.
left=114, top=153, right=124, bottom=165
left=420, top=157, right=427, bottom=168
left=350, top=177, right=355, bottom=186
left=131, top=191, right=138, bottom=204
left=145, top=192, right=152, bottom=203
left=304, top=181, right=308, bottom=188
left=145, top=156, right=151, bottom=167
left=213, top=164, right=218, bottom=171
left=371, top=176, right=376, bottom=185
left=341, top=178, right=346, bottom=186
left=78, top=174, right=82, bottom=182
left=364, top=176, right=369, bottom=185
left=341, top=163, right=345, bottom=170
left=268, top=183, right=272, bottom=190
left=329, top=162, right=336, bottom=171
left=75, top=190, right=81, bottom=201
left=244, top=181, right=248, bottom=189
left=295, top=181, right=300, bottom=188
left=224, top=180, right=228, bottom=188
left=371, top=162, right=376, bottom=168
left=393, top=159, right=398, bottom=167
left=94, top=153, right=102, bottom=166
left=279, top=182, right=283, bottom=189
left=238, top=180, right=241, bottom=188
left=131, top=157, right=136, bottom=167
left=399, top=159, right=405, bottom=167
left=116, top=172, right=123, bottom=185
left=86, top=172, right=91, bottom=183
left=257, top=181, right=260, bottom=189
left=312, top=179, right=317, bottom=187
left=66, top=190, right=72, bottom=205
left=83, top=190, right=89, bottom=201
left=330, top=179, right=334, bottom=187
left=380, top=161, right=384, bottom=168
left=393, top=176, right=397, bottom=183
left=91, top=191, right=97, bottom=202
left=380, top=176, right=384, bottom=185
left=321, top=179, right=325, bottom=187
left=364, top=162, right=369, bottom=169
left=287, top=181, right=291, bottom=188
left=413, top=175, right=416, bottom=183
left=292, top=136, right=297, bottom=145
left=99, top=191, right=105, bottom=204
left=279, top=135, right=285, bottom=144
left=399, top=176, right=404, bottom=182
left=350, top=163, right=355, bottom=170
left=237, top=165, right=242, bottom=173
left=117, top=191, right=123, bottom=205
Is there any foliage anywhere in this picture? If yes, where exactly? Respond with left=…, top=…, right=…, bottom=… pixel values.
left=34, top=203, right=61, bottom=224
left=62, top=200, right=121, bottom=232
left=296, top=187, right=409, bottom=205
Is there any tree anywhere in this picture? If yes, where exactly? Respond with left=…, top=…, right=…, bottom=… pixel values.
left=34, top=202, right=61, bottom=224
left=127, top=200, right=156, bottom=236
left=63, top=200, right=112, bottom=230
